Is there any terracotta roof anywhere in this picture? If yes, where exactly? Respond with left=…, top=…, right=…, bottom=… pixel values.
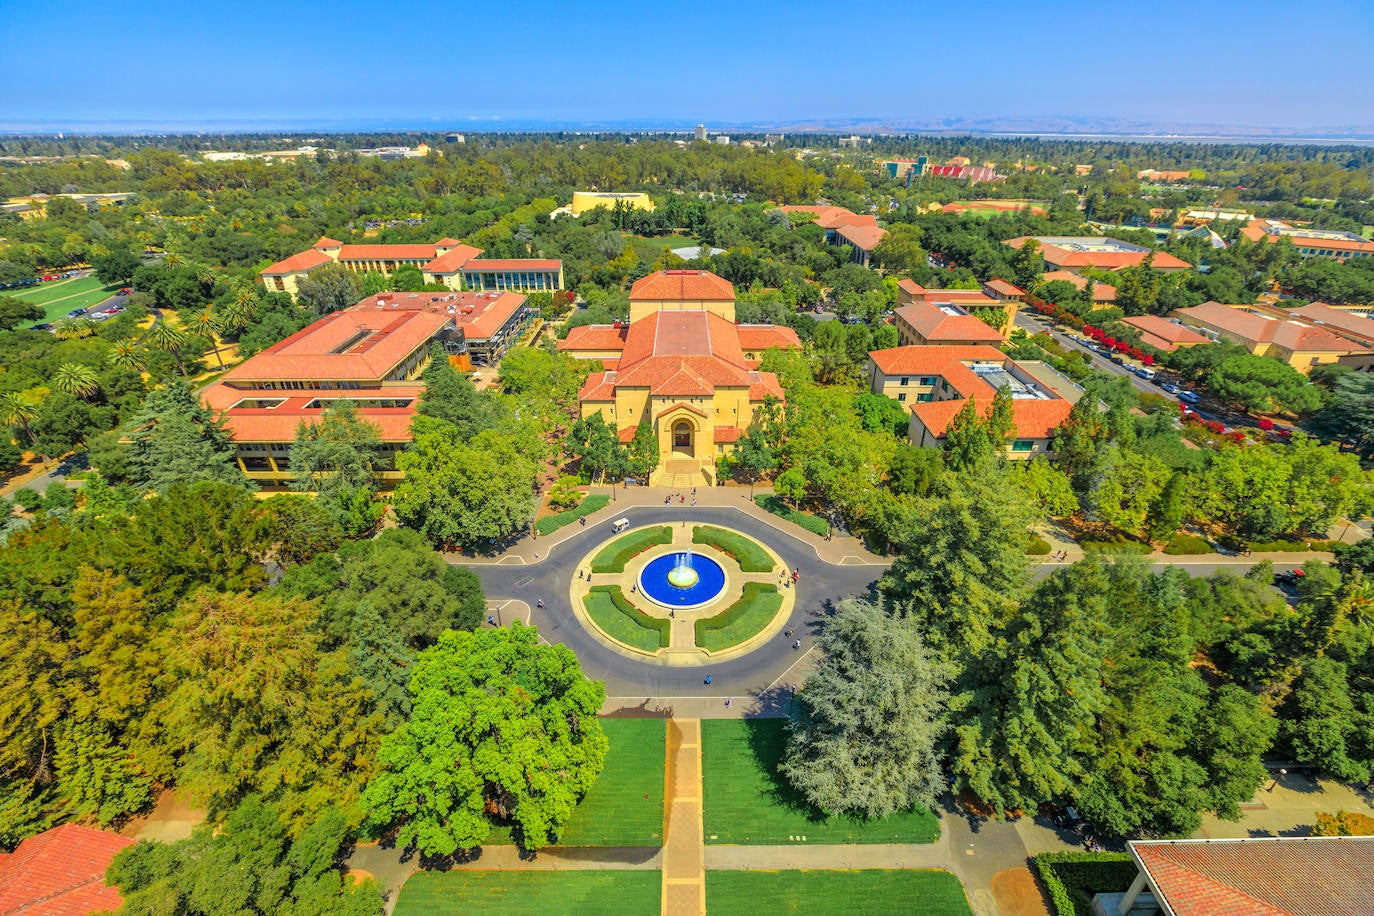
left=461, top=258, right=563, bottom=271
left=912, top=397, right=1072, bottom=439
left=868, top=344, right=1007, bottom=376
left=336, top=244, right=438, bottom=261
left=1042, top=270, right=1118, bottom=301
left=261, top=249, right=332, bottom=275
left=629, top=270, right=736, bottom=301
left=655, top=402, right=710, bottom=420
left=899, top=280, right=1001, bottom=306
left=1121, top=315, right=1212, bottom=352
left=577, top=371, right=618, bottom=401
left=423, top=244, right=483, bottom=273
left=1242, top=220, right=1374, bottom=255
left=1006, top=236, right=1192, bottom=270
left=1131, top=837, right=1374, bottom=916
left=896, top=302, right=1004, bottom=343
left=835, top=223, right=887, bottom=251
left=313, top=236, right=343, bottom=248
left=736, top=324, right=803, bottom=352
left=617, top=426, right=636, bottom=443
left=559, top=324, right=630, bottom=352
left=777, top=205, right=878, bottom=231
left=714, top=426, right=742, bottom=443
left=1285, top=303, right=1374, bottom=345
left=984, top=278, right=1025, bottom=296
left=1174, top=302, right=1370, bottom=354
left=435, top=237, right=463, bottom=246
left=0, top=823, right=134, bottom=915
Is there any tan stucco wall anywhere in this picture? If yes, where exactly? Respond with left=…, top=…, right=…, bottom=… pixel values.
left=629, top=298, right=735, bottom=323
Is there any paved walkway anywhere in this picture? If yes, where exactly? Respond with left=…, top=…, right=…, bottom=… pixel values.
left=663, top=718, right=705, bottom=915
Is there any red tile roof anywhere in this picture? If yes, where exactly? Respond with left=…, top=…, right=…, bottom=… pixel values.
left=559, top=324, right=630, bottom=352
left=0, top=823, right=135, bottom=915
left=777, top=205, right=879, bottom=231
left=912, top=397, right=1072, bottom=439
left=629, top=270, right=736, bottom=301
left=896, top=302, right=1004, bottom=343
left=714, top=426, right=742, bottom=443
left=1174, top=302, right=1371, bottom=354
left=204, top=384, right=425, bottom=444
left=422, top=244, right=483, bottom=273
left=1005, top=236, right=1192, bottom=270
left=336, top=244, right=438, bottom=261
left=1120, top=315, right=1212, bottom=352
left=1241, top=220, right=1374, bottom=255
left=1131, top=837, right=1374, bottom=916
left=462, top=258, right=563, bottom=271
left=261, top=249, right=332, bottom=275
left=983, top=278, right=1025, bottom=296
left=835, top=223, right=887, bottom=252
left=736, top=324, right=803, bottom=352
left=868, top=344, right=1007, bottom=376
left=898, top=280, right=1001, bottom=307
left=1042, top=270, right=1118, bottom=301
left=313, top=236, right=343, bottom=248
left=435, top=237, right=463, bottom=246
left=1285, top=303, right=1374, bottom=345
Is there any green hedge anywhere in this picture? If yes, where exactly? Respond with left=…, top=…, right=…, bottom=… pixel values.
left=695, top=582, right=782, bottom=652
left=590, top=526, right=673, bottom=573
left=584, top=585, right=670, bottom=651
left=693, top=525, right=775, bottom=572
left=754, top=495, right=829, bottom=537
left=1026, top=534, right=1052, bottom=556
left=1034, top=852, right=1136, bottom=916
left=535, top=494, right=611, bottom=536
left=1249, top=538, right=1337, bottom=553
left=1079, top=539, right=1151, bottom=555
left=1163, top=533, right=1213, bottom=555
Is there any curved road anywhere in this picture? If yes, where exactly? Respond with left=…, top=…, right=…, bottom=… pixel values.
left=466, top=505, right=884, bottom=700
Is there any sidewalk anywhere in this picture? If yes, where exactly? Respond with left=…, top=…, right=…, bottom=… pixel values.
left=455, top=484, right=886, bottom=569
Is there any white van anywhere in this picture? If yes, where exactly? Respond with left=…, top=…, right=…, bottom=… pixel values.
left=611, top=518, right=630, bottom=533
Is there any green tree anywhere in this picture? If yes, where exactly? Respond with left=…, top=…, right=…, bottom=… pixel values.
left=361, top=626, right=608, bottom=854
left=244, top=494, right=343, bottom=569
left=390, top=264, right=424, bottom=292
left=52, top=362, right=101, bottom=400
left=417, top=346, right=502, bottom=438
left=941, top=398, right=994, bottom=470
left=624, top=412, right=660, bottom=483
left=1208, top=353, right=1322, bottom=416
left=780, top=598, right=948, bottom=818
left=296, top=263, right=363, bottom=316
left=887, top=444, right=943, bottom=498
left=0, top=295, right=43, bottom=331
left=144, top=319, right=190, bottom=376
left=91, top=247, right=142, bottom=286
left=127, top=379, right=247, bottom=494
left=289, top=400, right=385, bottom=536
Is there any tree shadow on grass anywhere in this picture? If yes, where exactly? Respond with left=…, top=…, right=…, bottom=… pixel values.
left=739, top=716, right=839, bottom=827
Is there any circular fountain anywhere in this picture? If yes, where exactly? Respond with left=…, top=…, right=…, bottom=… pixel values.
left=638, top=549, right=726, bottom=609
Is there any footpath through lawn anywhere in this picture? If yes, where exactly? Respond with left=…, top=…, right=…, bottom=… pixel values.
left=705, top=868, right=972, bottom=915
left=702, top=719, right=939, bottom=844
left=393, top=870, right=661, bottom=916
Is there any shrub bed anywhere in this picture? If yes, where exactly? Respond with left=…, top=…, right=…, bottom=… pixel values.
left=590, top=526, right=672, bottom=573
left=695, top=582, right=782, bottom=652
left=1026, top=534, right=1052, bottom=556
left=754, top=495, right=829, bottom=537
left=1163, top=533, right=1213, bottom=555
left=1033, top=852, right=1136, bottom=916
left=584, top=585, right=670, bottom=651
left=693, top=526, right=774, bottom=572
left=536, top=494, right=610, bottom=536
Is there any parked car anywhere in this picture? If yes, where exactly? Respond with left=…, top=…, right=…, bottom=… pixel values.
left=1274, top=569, right=1306, bottom=589
left=106, top=303, right=126, bottom=313
left=119, top=287, right=132, bottom=295
left=1160, top=382, right=1180, bottom=394
left=65, top=308, right=88, bottom=318
left=28, top=323, right=52, bottom=331
left=1179, top=390, right=1201, bottom=404
left=1136, top=367, right=1156, bottom=380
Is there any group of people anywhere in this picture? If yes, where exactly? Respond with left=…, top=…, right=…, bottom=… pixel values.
left=663, top=488, right=698, bottom=507
left=1049, top=549, right=1070, bottom=562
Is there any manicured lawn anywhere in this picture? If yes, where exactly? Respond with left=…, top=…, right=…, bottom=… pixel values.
left=487, top=718, right=665, bottom=846
left=585, top=585, right=670, bottom=652
left=706, top=869, right=971, bottom=915
left=536, top=493, right=610, bottom=536
left=693, top=525, right=774, bottom=572
left=590, top=526, right=672, bottom=573
left=754, top=495, right=829, bottom=537
left=11, top=277, right=119, bottom=322
left=394, top=870, right=660, bottom=916
left=694, top=582, right=781, bottom=652
left=702, top=719, right=939, bottom=845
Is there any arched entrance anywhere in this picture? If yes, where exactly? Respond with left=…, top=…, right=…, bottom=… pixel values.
left=672, top=420, right=693, bottom=455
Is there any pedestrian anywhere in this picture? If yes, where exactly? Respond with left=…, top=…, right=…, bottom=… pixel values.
left=488, top=615, right=496, bottom=625
left=536, top=598, right=544, bottom=609
left=631, top=583, right=637, bottom=594
left=669, top=609, right=675, bottom=618
left=665, top=495, right=670, bottom=505
left=692, top=487, right=697, bottom=496
left=533, top=551, right=539, bottom=559
left=725, top=697, right=732, bottom=708
left=579, top=515, right=586, bottom=527
left=704, top=674, right=713, bottom=685
left=691, top=497, right=696, bottom=507
left=784, top=627, right=792, bottom=638
left=793, top=638, right=801, bottom=650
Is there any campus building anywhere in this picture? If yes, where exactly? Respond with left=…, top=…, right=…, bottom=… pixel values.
left=1239, top=218, right=1374, bottom=261
left=569, top=191, right=655, bottom=217
left=1040, top=269, right=1118, bottom=307
left=897, top=280, right=1018, bottom=336
left=202, top=290, right=532, bottom=484
left=866, top=345, right=1076, bottom=459
left=0, top=823, right=135, bottom=914
left=1172, top=301, right=1373, bottom=372
left=1119, top=315, right=1213, bottom=353
left=260, top=236, right=562, bottom=299
left=1004, top=236, right=1193, bottom=273
left=777, top=205, right=888, bottom=266
left=559, top=270, right=801, bottom=485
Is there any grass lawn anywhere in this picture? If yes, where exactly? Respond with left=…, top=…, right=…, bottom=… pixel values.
left=536, top=493, right=610, bottom=536
left=702, top=719, right=939, bottom=845
left=754, top=495, right=829, bottom=537
left=693, top=525, right=774, bottom=572
left=695, top=582, right=781, bottom=652
left=394, top=870, right=660, bottom=916
left=487, top=718, right=665, bottom=847
left=706, top=869, right=971, bottom=915
left=11, top=277, right=119, bottom=321
left=585, top=585, right=670, bottom=652
left=590, top=525, right=672, bottom=573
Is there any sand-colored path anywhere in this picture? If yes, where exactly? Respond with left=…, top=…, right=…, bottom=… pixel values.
left=662, top=718, right=705, bottom=915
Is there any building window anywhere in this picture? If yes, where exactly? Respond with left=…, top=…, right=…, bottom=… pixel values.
left=897, top=393, right=906, bottom=402
left=919, top=376, right=937, bottom=386
left=900, top=376, right=909, bottom=386
left=917, top=393, right=934, bottom=402
left=1011, top=440, right=1033, bottom=452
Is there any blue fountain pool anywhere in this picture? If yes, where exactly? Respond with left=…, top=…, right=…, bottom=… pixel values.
left=638, top=551, right=727, bottom=609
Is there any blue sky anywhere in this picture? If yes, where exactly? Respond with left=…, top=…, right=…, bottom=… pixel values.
left=1, top=0, right=1371, bottom=131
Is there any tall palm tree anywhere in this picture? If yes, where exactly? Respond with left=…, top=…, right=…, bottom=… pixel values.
left=145, top=320, right=189, bottom=376
left=52, top=317, right=95, bottom=340
left=107, top=341, right=147, bottom=373
left=191, top=308, right=228, bottom=368
left=0, top=392, right=39, bottom=450
left=53, top=363, right=101, bottom=400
